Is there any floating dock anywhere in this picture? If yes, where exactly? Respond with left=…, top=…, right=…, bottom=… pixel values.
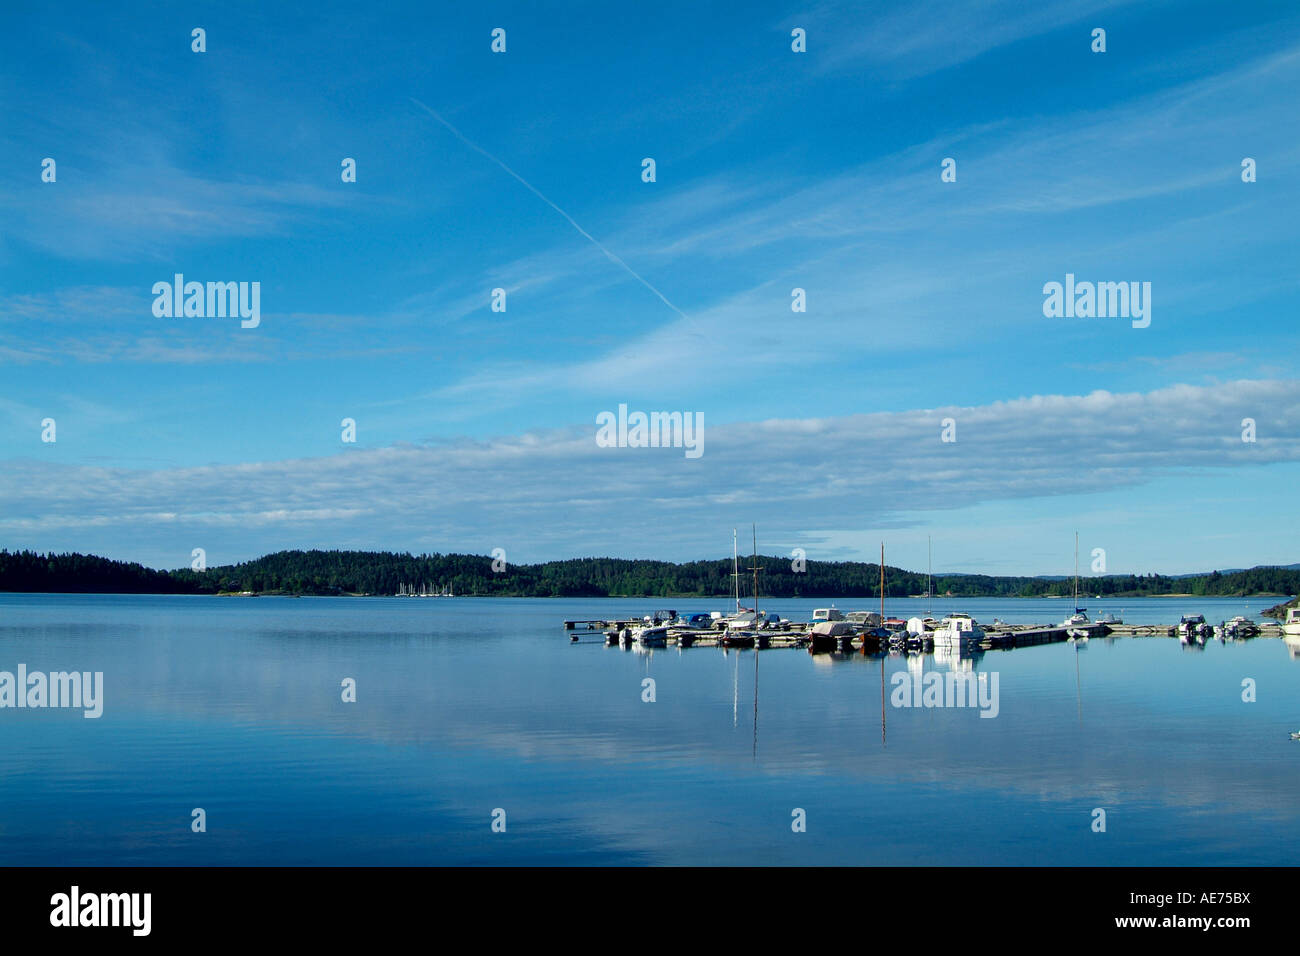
left=565, top=617, right=1284, bottom=652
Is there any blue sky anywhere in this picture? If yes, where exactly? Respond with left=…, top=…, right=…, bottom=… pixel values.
left=1, top=0, right=1298, bottom=575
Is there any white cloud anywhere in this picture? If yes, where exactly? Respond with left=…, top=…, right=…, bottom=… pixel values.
left=1, top=380, right=1295, bottom=567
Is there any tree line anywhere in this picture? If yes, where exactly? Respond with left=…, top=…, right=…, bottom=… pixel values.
left=2, top=548, right=1298, bottom=599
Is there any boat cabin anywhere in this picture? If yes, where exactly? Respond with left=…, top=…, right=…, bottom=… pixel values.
left=845, top=610, right=881, bottom=626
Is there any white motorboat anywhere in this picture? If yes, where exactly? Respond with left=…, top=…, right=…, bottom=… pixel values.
left=1221, top=615, right=1257, bottom=639
left=677, top=613, right=717, bottom=630
left=933, top=613, right=985, bottom=644
left=725, top=610, right=760, bottom=630
left=635, top=625, right=669, bottom=647
left=905, top=616, right=938, bottom=636
left=1284, top=608, right=1300, bottom=637
left=1178, top=614, right=1212, bottom=641
left=640, top=609, right=677, bottom=626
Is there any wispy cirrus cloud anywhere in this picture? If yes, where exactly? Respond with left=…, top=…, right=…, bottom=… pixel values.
left=799, top=0, right=1136, bottom=79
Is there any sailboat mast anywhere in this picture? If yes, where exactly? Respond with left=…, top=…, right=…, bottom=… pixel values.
left=733, top=528, right=739, bottom=613
left=751, top=524, right=759, bottom=615
left=880, top=542, right=885, bottom=623
left=1074, top=530, right=1079, bottom=609
left=927, top=536, right=932, bottom=617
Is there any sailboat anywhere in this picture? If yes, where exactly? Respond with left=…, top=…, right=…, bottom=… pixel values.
left=723, top=526, right=764, bottom=647
left=1062, top=531, right=1090, bottom=634
left=722, top=529, right=757, bottom=630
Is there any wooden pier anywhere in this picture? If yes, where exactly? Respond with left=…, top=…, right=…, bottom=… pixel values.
left=981, top=622, right=1109, bottom=646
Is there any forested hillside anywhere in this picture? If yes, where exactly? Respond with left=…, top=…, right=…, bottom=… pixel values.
left=2, top=547, right=1298, bottom=599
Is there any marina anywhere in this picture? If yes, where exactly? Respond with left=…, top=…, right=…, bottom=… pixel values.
left=563, top=529, right=1289, bottom=653
left=565, top=612, right=1285, bottom=651
left=563, top=530, right=1289, bottom=655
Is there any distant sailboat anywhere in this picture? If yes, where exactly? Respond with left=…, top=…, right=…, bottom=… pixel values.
left=723, top=525, right=765, bottom=646
left=1062, top=531, right=1089, bottom=629
left=722, top=529, right=753, bottom=629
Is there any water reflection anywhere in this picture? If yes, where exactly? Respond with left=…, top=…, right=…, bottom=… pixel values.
left=4, top=594, right=1300, bottom=865
left=931, top=643, right=982, bottom=671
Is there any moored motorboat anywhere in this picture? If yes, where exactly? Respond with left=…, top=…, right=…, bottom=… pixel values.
left=679, top=612, right=716, bottom=630
left=635, top=625, right=669, bottom=647
left=1178, top=614, right=1211, bottom=641
left=808, top=619, right=854, bottom=652
left=933, top=613, right=985, bottom=645
left=844, top=610, right=882, bottom=629
left=721, top=632, right=756, bottom=648
left=905, top=616, right=939, bottom=636
left=1283, top=608, right=1300, bottom=637
left=1221, top=615, right=1257, bottom=639
left=855, top=627, right=887, bottom=655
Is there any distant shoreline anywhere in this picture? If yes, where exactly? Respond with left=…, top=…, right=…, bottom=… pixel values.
left=1, top=548, right=1297, bottom=616
left=1, top=589, right=1292, bottom=601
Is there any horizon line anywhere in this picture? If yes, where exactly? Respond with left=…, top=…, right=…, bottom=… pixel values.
left=2, top=545, right=1296, bottom=581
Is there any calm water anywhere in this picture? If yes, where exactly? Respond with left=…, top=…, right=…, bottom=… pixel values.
left=1, top=593, right=1297, bottom=866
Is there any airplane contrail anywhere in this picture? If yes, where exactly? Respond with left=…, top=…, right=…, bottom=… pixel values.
left=410, top=97, right=687, bottom=320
